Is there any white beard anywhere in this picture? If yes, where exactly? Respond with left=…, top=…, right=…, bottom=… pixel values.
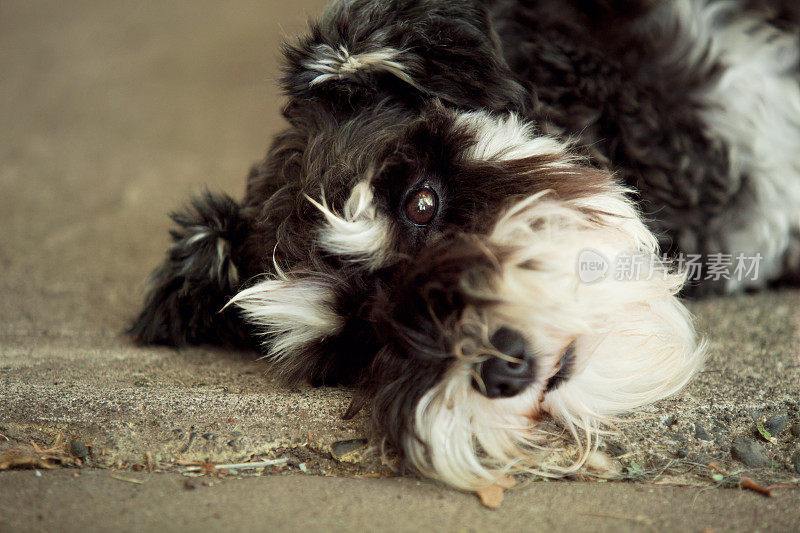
left=408, top=186, right=705, bottom=490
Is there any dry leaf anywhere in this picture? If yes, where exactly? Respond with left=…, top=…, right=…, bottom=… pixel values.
left=0, top=450, right=58, bottom=470
left=741, top=476, right=772, bottom=497
left=0, top=435, right=76, bottom=470
left=476, top=484, right=505, bottom=509
left=475, top=476, right=516, bottom=509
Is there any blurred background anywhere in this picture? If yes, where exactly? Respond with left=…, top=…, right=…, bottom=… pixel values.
left=0, top=0, right=326, bottom=341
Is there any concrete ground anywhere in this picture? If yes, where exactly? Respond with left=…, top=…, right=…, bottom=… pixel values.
left=1, top=1, right=798, bottom=531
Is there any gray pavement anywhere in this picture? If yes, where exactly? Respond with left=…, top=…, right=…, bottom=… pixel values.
left=1, top=1, right=799, bottom=530
left=2, top=469, right=799, bottom=532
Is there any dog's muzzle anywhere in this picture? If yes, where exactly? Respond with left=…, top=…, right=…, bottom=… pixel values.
left=471, top=327, right=536, bottom=398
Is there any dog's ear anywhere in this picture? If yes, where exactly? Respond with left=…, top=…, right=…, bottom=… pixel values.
left=130, top=191, right=255, bottom=348
left=281, top=0, right=526, bottom=112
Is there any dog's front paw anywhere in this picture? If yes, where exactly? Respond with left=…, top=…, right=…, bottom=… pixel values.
left=130, top=191, right=253, bottom=348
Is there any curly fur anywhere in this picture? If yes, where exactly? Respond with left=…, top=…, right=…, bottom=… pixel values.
left=132, top=0, right=798, bottom=490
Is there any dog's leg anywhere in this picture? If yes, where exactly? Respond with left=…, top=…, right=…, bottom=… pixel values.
left=130, top=191, right=254, bottom=348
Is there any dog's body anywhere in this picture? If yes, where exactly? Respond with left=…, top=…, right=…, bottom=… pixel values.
left=132, top=0, right=800, bottom=489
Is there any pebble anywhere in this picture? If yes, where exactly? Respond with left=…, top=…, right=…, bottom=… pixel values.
left=331, top=438, right=369, bottom=462
left=694, top=423, right=713, bottom=442
left=669, top=432, right=687, bottom=446
left=604, top=441, right=627, bottom=457
left=791, top=449, right=800, bottom=474
left=790, top=423, right=800, bottom=439
left=663, top=414, right=677, bottom=427
left=764, top=413, right=788, bottom=436
left=69, top=439, right=89, bottom=460
left=730, top=438, right=770, bottom=468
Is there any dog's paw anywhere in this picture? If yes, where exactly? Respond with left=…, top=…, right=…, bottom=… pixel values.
left=130, top=191, right=253, bottom=348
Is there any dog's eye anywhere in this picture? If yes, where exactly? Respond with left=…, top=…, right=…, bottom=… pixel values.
left=405, top=187, right=438, bottom=226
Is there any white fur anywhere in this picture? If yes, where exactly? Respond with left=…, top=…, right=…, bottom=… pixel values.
left=215, top=238, right=238, bottom=286
left=228, top=180, right=390, bottom=362
left=306, top=44, right=420, bottom=88
left=185, top=228, right=211, bottom=246
left=226, top=275, right=342, bottom=363
left=305, top=180, right=393, bottom=269
left=405, top=112, right=704, bottom=489
left=453, top=110, right=575, bottom=164
left=183, top=228, right=238, bottom=286
left=409, top=186, right=704, bottom=490
left=658, top=0, right=800, bottom=289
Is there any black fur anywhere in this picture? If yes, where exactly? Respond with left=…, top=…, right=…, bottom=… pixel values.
left=281, top=0, right=527, bottom=112
left=132, top=0, right=800, bottom=476
left=484, top=0, right=799, bottom=292
left=364, top=232, right=506, bottom=462
left=130, top=191, right=255, bottom=348
left=487, top=1, right=733, bottom=272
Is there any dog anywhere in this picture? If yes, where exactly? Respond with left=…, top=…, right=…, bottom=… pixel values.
left=131, top=0, right=800, bottom=490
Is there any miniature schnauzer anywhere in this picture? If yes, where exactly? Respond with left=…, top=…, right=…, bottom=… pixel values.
left=131, top=0, right=800, bottom=489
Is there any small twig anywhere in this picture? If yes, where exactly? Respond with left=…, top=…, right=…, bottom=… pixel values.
left=706, top=462, right=729, bottom=476
left=30, top=432, right=65, bottom=455
left=180, top=431, right=197, bottom=454
left=580, top=511, right=653, bottom=526
left=110, top=474, right=146, bottom=485
left=650, top=459, right=677, bottom=482
left=181, top=458, right=288, bottom=472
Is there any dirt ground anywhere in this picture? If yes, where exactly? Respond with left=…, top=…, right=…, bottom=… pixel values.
left=1, top=1, right=799, bottom=531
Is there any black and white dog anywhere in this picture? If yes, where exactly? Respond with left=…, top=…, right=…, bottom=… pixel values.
left=132, top=0, right=800, bottom=489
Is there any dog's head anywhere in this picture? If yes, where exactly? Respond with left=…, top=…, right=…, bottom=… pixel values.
left=227, top=0, right=703, bottom=485
left=231, top=99, right=701, bottom=488
left=136, top=0, right=704, bottom=490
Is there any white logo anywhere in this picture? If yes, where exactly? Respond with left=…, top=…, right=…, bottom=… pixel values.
left=577, top=249, right=609, bottom=283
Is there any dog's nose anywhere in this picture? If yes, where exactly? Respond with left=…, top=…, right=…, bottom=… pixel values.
left=472, top=327, right=536, bottom=398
